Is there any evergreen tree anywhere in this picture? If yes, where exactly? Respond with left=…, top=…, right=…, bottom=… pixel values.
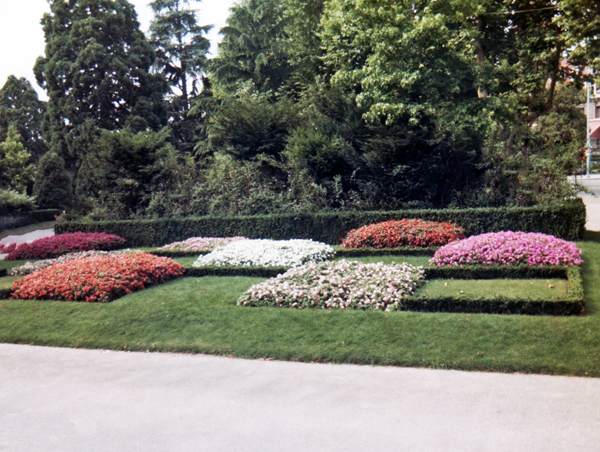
left=210, top=0, right=291, bottom=93
left=33, top=0, right=168, bottom=171
left=0, top=75, right=47, bottom=161
left=149, top=0, right=212, bottom=153
left=32, top=151, right=72, bottom=210
left=0, top=125, right=35, bottom=194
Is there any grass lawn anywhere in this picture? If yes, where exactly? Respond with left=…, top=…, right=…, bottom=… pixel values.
left=0, top=233, right=599, bottom=377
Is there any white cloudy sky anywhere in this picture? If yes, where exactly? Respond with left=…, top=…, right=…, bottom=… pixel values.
left=0, top=0, right=236, bottom=100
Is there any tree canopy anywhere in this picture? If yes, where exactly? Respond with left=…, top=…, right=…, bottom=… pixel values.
left=34, top=0, right=168, bottom=168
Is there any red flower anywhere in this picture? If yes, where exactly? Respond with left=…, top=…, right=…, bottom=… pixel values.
left=11, top=252, right=183, bottom=302
left=341, top=219, right=465, bottom=249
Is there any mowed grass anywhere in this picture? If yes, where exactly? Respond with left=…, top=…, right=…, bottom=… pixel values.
left=416, top=279, right=569, bottom=299
left=0, top=235, right=599, bottom=377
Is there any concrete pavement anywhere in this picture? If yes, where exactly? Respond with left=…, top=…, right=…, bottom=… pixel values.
left=2, top=343, right=600, bottom=452
left=2, top=181, right=600, bottom=451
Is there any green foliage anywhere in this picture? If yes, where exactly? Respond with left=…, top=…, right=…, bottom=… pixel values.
left=0, top=75, right=47, bottom=161
left=210, top=0, right=292, bottom=93
left=77, top=127, right=182, bottom=219
left=189, top=152, right=291, bottom=217
left=32, top=151, right=72, bottom=210
left=34, top=0, right=168, bottom=170
left=0, top=125, right=34, bottom=193
left=0, top=189, right=36, bottom=214
left=149, top=0, right=212, bottom=153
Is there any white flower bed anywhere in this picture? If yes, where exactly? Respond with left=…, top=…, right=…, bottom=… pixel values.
left=192, top=239, right=335, bottom=268
left=238, top=259, right=426, bottom=311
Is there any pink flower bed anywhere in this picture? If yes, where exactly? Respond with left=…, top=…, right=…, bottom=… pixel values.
left=2, top=232, right=126, bottom=260
left=11, top=252, right=184, bottom=302
left=429, top=231, right=583, bottom=267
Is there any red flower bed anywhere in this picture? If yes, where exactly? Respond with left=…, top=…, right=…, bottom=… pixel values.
left=341, top=219, right=465, bottom=249
left=11, top=252, right=184, bottom=302
left=2, top=232, right=126, bottom=260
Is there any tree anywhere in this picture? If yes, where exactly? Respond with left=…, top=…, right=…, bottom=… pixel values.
left=0, top=75, right=47, bottom=161
left=33, top=0, right=168, bottom=171
left=149, top=0, right=211, bottom=153
left=32, top=151, right=72, bottom=210
left=0, top=125, right=35, bottom=193
left=210, top=0, right=291, bottom=93
left=318, top=0, right=600, bottom=206
left=81, top=127, right=183, bottom=219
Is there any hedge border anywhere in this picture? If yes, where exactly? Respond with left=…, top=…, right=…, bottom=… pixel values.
left=405, top=266, right=584, bottom=316
left=54, top=198, right=585, bottom=246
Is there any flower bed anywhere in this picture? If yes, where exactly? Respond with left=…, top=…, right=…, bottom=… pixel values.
left=2, top=232, right=126, bottom=260
left=9, top=249, right=139, bottom=277
left=192, top=239, right=335, bottom=268
left=11, top=252, right=184, bottom=302
left=341, top=219, right=465, bottom=249
left=238, top=259, right=426, bottom=311
left=159, top=236, right=248, bottom=252
left=429, top=231, right=583, bottom=267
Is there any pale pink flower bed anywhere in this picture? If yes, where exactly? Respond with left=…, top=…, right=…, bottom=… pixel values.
left=429, top=231, right=582, bottom=267
left=159, top=236, right=248, bottom=252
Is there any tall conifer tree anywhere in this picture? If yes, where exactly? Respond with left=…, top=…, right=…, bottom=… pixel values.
left=149, top=0, right=211, bottom=153
left=34, top=0, right=168, bottom=171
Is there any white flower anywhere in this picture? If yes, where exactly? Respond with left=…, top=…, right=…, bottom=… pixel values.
left=192, top=239, right=335, bottom=268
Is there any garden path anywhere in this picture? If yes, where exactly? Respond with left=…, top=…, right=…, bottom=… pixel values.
left=1, top=343, right=599, bottom=452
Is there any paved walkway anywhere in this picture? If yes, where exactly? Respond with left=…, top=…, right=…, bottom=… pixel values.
left=1, top=184, right=600, bottom=451
left=2, top=343, right=599, bottom=452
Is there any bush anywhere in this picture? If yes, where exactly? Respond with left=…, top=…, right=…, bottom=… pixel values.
left=32, top=152, right=73, bottom=210
left=341, top=219, right=464, bottom=249
left=238, top=260, right=426, bottom=311
left=54, top=198, right=586, bottom=246
left=3, top=232, right=126, bottom=260
left=429, top=232, right=583, bottom=267
left=11, top=252, right=184, bottom=302
left=0, top=188, right=35, bottom=214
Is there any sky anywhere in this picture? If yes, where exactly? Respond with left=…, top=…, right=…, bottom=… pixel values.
left=0, top=0, right=237, bottom=100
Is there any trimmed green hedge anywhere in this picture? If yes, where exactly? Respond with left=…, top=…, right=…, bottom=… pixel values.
left=55, top=198, right=585, bottom=246
left=0, top=209, right=60, bottom=233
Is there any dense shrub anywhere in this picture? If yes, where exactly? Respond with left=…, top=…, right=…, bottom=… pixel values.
left=0, top=189, right=35, bottom=214
left=11, top=252, right=184, bottom=302
left=238, top=260, right=426, bottom=311
left=193, top=239, right=335, bottom=268
left=32, top=151, right=73, bottom=210
left=429, top=232, right=583, bottom=267
left=55, top=198, right=586, bottom=245
left=341, top=219, right=464, bottom=249
left=3, top=232, right=126, bottom=260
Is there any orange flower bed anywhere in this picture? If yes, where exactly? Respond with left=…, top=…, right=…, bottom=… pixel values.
left=11, top=252, right=184, bottom=302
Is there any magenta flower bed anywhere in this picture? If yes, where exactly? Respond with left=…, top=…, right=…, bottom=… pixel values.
left=2, top=232, right=127, bottom=260
left=429, top=231, right=583, bottom=267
